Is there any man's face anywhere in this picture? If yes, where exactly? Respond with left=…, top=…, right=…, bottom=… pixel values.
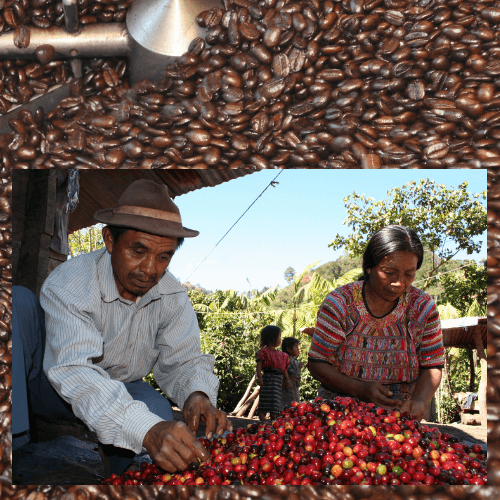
left=103, top=227, right=178, bottom=302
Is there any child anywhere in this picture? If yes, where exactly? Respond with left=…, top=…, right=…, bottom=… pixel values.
left=256, top=325, right=290, bottom=422
left=282, top=337, right=302, bottom=407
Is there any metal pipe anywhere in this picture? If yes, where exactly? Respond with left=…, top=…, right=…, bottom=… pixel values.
left=63, top=0, right=79, bottom=34
left=0, top=24, right=130, bottom=59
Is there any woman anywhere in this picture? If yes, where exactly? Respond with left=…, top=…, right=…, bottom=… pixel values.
left=308, top=225, right=445, bottom=422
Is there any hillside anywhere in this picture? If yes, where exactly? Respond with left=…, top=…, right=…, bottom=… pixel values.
left=181, top=282, right=212, bottom=295
left=270, top=251, right=479, bottom=310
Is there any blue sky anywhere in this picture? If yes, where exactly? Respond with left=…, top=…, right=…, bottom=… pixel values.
left=167, top=170, right=486, bottom=293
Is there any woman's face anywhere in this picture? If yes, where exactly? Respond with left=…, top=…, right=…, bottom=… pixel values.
left=366, top=250, right=418, bottom=302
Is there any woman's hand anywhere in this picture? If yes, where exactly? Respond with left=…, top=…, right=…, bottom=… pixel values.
left=400, top=399, right=426, bottom=421
left=143, top=420, right=210, bottom=473
left=354, top=380, right=403, bottom=409
left=183, top=391, right=232, bottom=440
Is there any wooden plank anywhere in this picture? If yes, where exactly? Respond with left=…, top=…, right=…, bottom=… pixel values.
left=473, top=330, right=487, bottom=428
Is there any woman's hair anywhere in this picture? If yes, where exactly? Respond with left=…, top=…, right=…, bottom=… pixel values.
left=260, top=325, right=281, bottom=347
left=281, top=337, right=299, bottom=355
left=362, top=225, right=424, bottom=280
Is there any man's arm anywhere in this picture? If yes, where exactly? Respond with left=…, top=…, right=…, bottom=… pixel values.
left=41, top=281, right=164, bottom=454
left=152, top=292, right=231, bottom=439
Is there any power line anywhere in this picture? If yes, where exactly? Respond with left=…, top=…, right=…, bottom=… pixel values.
left=183, top=171, right=284, bottom=285
left=413, top=261, right=482, bottom=285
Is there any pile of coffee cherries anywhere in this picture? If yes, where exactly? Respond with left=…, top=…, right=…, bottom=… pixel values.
left=102, top=397, right=487, bottom=486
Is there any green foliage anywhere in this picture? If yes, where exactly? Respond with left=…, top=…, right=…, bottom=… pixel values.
left=438, top=392, right=461, bottom=424
left=190, top=289, right=277, bottom=413
left=437, top=347, right=481, bottom=424
left=329, top=179, right=487, bottom=285
left=68, top=224, right=105, bottom=257
left=295, top=333, right=319, bottom=402
left=438, top=262, right=486, bottom=313
left=448, top=347, right=481, bottom=394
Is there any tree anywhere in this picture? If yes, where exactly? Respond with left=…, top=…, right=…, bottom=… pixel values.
left=328, top=179, right=487, bottom=287
left=68, top=223, right=105, bottom=257
left=284, top=266, right=296, bottom=285
left=438, top=262, right=487, bottom=314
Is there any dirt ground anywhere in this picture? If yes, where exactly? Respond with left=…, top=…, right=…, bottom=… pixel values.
left=13, top=408, right=486, bottom=486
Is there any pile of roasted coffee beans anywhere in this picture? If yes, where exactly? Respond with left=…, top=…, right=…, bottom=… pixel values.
left=0, top=484, right=494, bottom=500
left=102, top=398, right=487, bottom=486
left=1, top=0, right=500, bottom=168
left=0, top=0, right=133, bottom=34
left=487, top=169, right=500, bottom=487
left=0, top=0, right=132, bottom=114
left=0, top=55, right=128, bottom=116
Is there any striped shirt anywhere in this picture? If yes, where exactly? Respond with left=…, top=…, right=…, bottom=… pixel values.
left=40, top=247, right=219, bottom=454
left=308, top=281, right=444, bottom=400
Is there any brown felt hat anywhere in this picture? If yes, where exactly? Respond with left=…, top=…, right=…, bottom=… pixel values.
left=93, top=179, right=199, bottom=238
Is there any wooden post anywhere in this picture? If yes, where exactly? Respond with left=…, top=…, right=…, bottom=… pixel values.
left=468, top=346, right=475, bottom=393
left=232, top=374, right=256, bottom=415
left=13, top=170, right=57, bottom=296
left=473, top=331, right=487, bottom=428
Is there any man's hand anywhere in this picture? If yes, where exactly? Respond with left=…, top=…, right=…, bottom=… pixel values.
left=400, top=399, right=425, bottom=422
left=183, top=392, right=233, bottom=440
left=142, top=420, right=209, bottom=473
left=354, top=380, right=403, bottom=409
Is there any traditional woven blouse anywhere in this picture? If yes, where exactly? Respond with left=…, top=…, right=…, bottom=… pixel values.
left=308, top=281, right=445, bottom=401
left=256, top=347, right=290, bottom=372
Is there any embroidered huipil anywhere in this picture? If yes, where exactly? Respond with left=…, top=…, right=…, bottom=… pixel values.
left=308, top=281, right=445, bottom=401
left=40, top=247, right=219, bottom=454
left=256, top=347, right=289, bottom=372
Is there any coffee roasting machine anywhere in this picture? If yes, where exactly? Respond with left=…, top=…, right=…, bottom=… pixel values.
left=0, top=0, right=219, bottom=133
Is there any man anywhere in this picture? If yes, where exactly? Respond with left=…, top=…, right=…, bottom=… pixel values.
left=14, top=179, right=231, bottom=477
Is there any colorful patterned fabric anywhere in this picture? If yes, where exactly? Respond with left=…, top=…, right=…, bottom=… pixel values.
left=308, top=281, right=444, bottom=402
left=258, top=371, right=284, bottom=415
left=256, top=347, right=290, bottom=372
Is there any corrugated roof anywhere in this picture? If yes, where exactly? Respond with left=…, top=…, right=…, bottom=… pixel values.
left=68, top=169, right=258, bottom=233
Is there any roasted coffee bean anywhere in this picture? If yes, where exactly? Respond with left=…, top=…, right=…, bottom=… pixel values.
left=35, top=44, right=55, bottom=65
left=14, top=25, right=30, bottom=49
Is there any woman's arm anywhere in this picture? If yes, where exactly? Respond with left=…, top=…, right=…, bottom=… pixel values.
left=256, top=359, right=263, bottom=387
left=401, top=368, right=442, bottom=421
left=308, top=359, right=403, bottom=408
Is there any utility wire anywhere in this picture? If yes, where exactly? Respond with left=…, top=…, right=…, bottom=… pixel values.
left=413, top=261, right=482, bottom=285
left=183, top=170, right=284, bottom=285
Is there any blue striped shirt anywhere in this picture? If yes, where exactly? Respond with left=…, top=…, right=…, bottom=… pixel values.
left=40, top=247, right=219, bottom=453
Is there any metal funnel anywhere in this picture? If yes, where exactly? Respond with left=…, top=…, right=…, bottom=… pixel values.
left=126, top=0, right=221, bottom=82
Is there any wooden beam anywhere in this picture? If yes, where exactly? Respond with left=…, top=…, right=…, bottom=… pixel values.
left=14, top=170, right=57, bottom=296
left=468, top=346, right=475, bottom=393
left=473, top=330, right=487, bottom=428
